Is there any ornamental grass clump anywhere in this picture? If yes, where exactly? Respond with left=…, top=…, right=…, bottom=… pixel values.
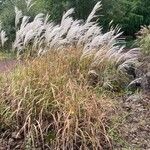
left=0, top=49, right=116, bottom=149
left=0, top=1, right=143, bottom=149
left=10, top=1, right=141, bottom=91
left=12, top=1, right=140, bottom=77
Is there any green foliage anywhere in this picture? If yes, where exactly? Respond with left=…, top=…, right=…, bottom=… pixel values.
left=67, top=0, right=150, bottom=36
left=42, top=0, right=68, bottom=22
left=99, top=0, right=149, bottom=35
left=136, top=26, right=150, bottom=55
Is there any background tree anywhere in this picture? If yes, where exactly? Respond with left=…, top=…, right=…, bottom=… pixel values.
left=0, top=0, right=150, bottom=43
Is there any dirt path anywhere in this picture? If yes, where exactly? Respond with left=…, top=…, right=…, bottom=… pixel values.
left=120, top=94, right=150, bottom=149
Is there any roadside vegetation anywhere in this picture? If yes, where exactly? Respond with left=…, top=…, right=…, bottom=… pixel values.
left=0, top=0, right=149, bottom=149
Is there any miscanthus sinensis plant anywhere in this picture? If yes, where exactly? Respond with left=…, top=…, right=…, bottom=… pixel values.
left=13, top=1, right=140, bottom=70
left=12, top=1, right=141, bottom=89
left=0, top=49, right=115, bottom=149
left=0, top=1, right=142, bottom=149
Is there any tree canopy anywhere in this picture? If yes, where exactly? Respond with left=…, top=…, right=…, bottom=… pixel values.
left=0, top=0, right=150, bottom=39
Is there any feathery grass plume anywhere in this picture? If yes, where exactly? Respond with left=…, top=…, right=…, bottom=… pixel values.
left=20, top=16, right=30, bottom=29
left=13, top=1, right=103, bottom=53
left=34, top=13, right=45, bottom=21
left=117, top=58, right=138, bottom=71
left=14, top=14, right=44, bottom=51
left=12, top=1, right=141, bottom=81
left=0, top=21, right=8, bottom=47
left=15, top=6, right=23, bottom=28
left=66, top=20, right=82, bottom=43
left=44, top=14, right=50, bottom=24
left=61, top=8, right=74, bottom=25
left=116, top=48, right=141, bottom=64
left=0, top=30, right=8, bottom=47
left=25, top=0, right=36, bottom=11
left=128, top=77, right=142, bottom=88
left=86, top=1, right=102, bottom=23
left=44, top=23, right=55, bottom=44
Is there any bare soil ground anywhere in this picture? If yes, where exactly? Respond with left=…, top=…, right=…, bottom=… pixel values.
left=119, top=93, right=150, bottom=149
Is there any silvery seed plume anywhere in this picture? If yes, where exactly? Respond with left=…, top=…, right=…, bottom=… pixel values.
left=20, top=16, right=30, bottom=29
left=55, top=39, right=69, bottom=50
left=86, top=2, right=101, bottom=23
left=116, top=48, right=141, bottom=64
left=44, top=14, right=50, bottom=26
left=81, top=28, right=125, bottom=67
left=32, top=37, right=39, bottom=49
left=107, top=32, right=123, bottom=47
left=44, top=25, right=61, bottom=45
left=49, top=37, right=62, bottom=50
left=59, top=17, right=73, bottom=38
left=37, top=38, right=45, bottom=50
left=36, top=26, right=45, bottom=37
left=34, top=13, right=45, bottom=22
left=25, top=0, right=36, bottom=11
left=128, top=77, right=143, bottom=88
left=0, top=30, right=8, bottom=47
left=24, top=30, right=36, bottom=46
left=118, top=58, right=138, bottom=71
left=15, top=6, right=23, bottom=28
left=104, top=45, right=120, bottom=60
left=33, top=34, right=45, bottom=50
left=44, top=23, right=55, bottom=43
left=72, top=20, right=92, bottom=44
left=61, top=8, right=74, bottom=26
left=66, top=20, right=82, bottom=41
left=14, top=15, right=43, bottom=50
left=22, top=19, right=43, bottom=37
left=66, top=27, right=79, bottom=43
left=77, top=22, right=98, bottom=47
left=79, top=25, right=102, bottom=47
left=85, top=25, right=101, bottom=40
left=13, top=32, right=22, bottom=49
left=92, top=31, right=114, bottom=48
left=83, top=31, right=112, bottom=53
left=107, top=46, right=125, bottom=61
left=91, top=46, right=110, bottom=67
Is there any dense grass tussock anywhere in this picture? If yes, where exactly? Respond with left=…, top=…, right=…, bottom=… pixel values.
left=0, top=49, right=117, bottom=149
left=0, top=1, right=140, bottom=78
left=0, top=1, right=145, bottom=149
left=11, top=1, right=140, bottom=91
